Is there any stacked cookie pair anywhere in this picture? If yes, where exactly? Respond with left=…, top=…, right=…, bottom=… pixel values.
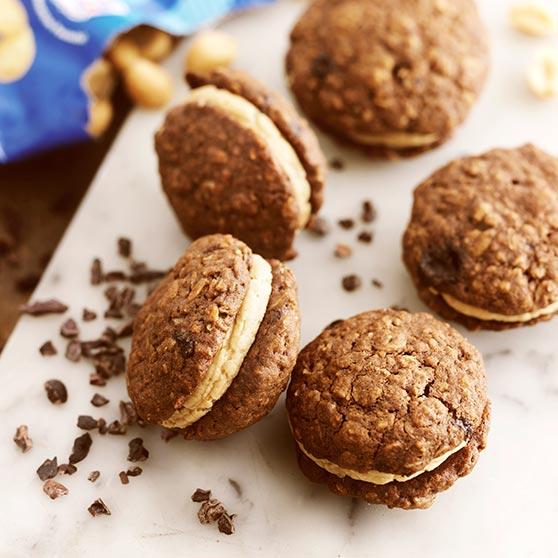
left=126, top=0, right=558, bottom=511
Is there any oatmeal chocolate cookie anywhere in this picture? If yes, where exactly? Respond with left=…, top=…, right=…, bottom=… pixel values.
left=286, top=309, right=490, bottom=510
left=127, top=234, right=300, bottom=440
left=155, top=68, right=326, bottom=261
left=403, top=144, right=558, bottom=330
left=286, top=0, right=490, bottom=157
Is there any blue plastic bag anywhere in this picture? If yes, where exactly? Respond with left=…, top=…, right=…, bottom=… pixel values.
left=0, top=0, right=273, bottom=163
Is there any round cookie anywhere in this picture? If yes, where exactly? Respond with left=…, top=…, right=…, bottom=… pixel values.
left=127, top=234, right=300, bottom=440
left=286, top=309, right=490, bottom=510
left=155, top=68, right=326, bottom=260
left=403, top=144, right=558, bottom=330
left=286, top=0, right=489, bottom=157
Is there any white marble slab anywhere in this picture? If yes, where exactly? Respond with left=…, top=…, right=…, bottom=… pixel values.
left=1, top=1, right=557, bottom=556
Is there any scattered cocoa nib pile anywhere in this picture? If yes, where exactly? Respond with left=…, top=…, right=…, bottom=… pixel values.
left=307, top=197, right=382, bottom=293
left=13, top=237, right=171, bottom=514
left=191, top=489, right=235, bottom=536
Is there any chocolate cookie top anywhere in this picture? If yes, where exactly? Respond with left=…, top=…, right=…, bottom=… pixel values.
left=187, top=68, right=326, bottom=214
left=183, top=260, right=300, bottom=440
left=287, top=309, right=487, bottom=477
left=286, top=0, right=489, bottom=153
left=127, top=234, right=253, bottom=424
left=403, top=144, right=558, bottom=318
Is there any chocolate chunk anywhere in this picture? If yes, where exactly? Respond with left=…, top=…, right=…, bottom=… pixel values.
left=69, top=433, right=92, bottom=464
left=60, top=318, right=79, bottom=339
left=418, top=243, right=462, bottom=286
left=338, top=218, right=355, bottom=230
left=91, top=393, right=109, bottom=407
left=371, top=278, right=383, bottom=288
left=334, top=243, right=352, bottom=259
left=90, top=258, right=103, bottom=285
left=357, top=231, right=374, bottom=244
left=119, top=471, right=129, bottom=485
left=88, top=498, right=111, bottom=517
left=43, top=479, right=68, bottom=500
left=44, top=379, right=68, bottom=404
left=57, top=463, right=77, bottom=475
left=160, top=428, right=178, bottom=442
left=329, top=158, right=345, bottom=170
left=117, top=237, right=132, bottom=258
left=197, top=499, right=226, bottom=524
left=107, top=420, right=127, bottom=435
left=173, top=332, right=195, bottom=358
left=77, top=415, right=99, bottom=430
left=128, top=438, right=149, bottom=462
left=191, top=488, right=211, bottom=502
left=13, top=425, right=32, bottom=453
left=65, top=339, right=82, bottom=362
left=20, top=299, right=68, bottom=316
left=119, top=401, right=137, bottom=426
left=82, top=308, right=97, bottom=322
left=312, top=52, right=334, bottom=78
left=37, top=457, right=58, bottom=481
left=217, top=513, right=235, bottom=535
left=88, top=470, right=100, bottom=482
left=342, top=274, right=362, bottom=292
left=39, top=341, right=57, bottom=356
left=362, top=200, right=377, bottom=223
left=306, top=215, right=330, bottom=237
left=126, top=466, right=142, bottom=477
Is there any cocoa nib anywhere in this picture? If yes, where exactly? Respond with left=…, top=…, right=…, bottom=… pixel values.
left=20, top=299, right=68, bottom=316
left=60, top=318, right=79, bottom=339
left=43, top=479, right=68, bottom=500
left=69, top=433, right=92, bottom=464
left=88, top=498, right=111, bottom=517
left=37, top=457, right=58, bottom=481
left=13, top=425, right=32, bottom=452
left=127, top=438, right=149, bottom=462
left=191, top=488, right=211, bottom=502
left=91, top=393, right=109, bottom=407
left=342, top=274, right=362, bottom=292
left=39, top=341, right=57, bottom=356
left=44, top=379, right=67, bottom=404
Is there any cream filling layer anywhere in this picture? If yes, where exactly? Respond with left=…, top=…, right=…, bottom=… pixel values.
left=185, top=85, right=312, bottom=228
left=348, top=130, right=439, bottom=149
left=162, top=255, right=272, bottom=428
left=436, top=290, right=558, bottom=323
left=298, top=440, right=467, bottom=485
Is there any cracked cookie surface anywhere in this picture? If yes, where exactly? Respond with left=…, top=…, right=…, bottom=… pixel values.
left=403, top=144, right=558, bottom=330
left=286, top=0, right=489, bottom=157
left=286, top=309, right=489, bottom=508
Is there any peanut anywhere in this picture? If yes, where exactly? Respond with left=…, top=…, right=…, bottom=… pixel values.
left=87, top=98, right=114, bottom=137
left=185, top=30, right=237, bottom=74
left=509, top=3, right=557, bottom=37
left=528, top=47, right=558, bottom=98
left=123, top=58, right=173, bottom=108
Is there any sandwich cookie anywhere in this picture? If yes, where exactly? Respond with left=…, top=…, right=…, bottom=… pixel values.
left=127, top=234, right=300, bottom=440
left=155, top=68, right=326, bottom=260
left=403, top=144, right=558, bottom=330
left=286, top=309, right=490, bottom=509
left=286, top=0, right=490, bottom=157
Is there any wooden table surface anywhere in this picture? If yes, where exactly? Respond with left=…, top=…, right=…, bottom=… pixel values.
left=0, top=91, right=130, bottom=351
